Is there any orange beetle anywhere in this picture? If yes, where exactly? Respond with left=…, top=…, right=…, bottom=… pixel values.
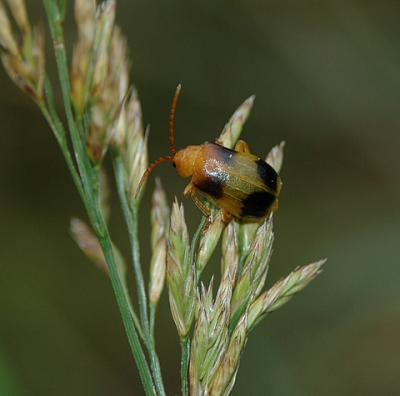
left=139, top=86, right=282, bottom=222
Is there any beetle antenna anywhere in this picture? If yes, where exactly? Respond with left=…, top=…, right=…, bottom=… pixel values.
left=169, top=84, right=181, bottom=155
left=136, top=155, right=173, bottom=198
left=136, top=85, right=181, bottom=198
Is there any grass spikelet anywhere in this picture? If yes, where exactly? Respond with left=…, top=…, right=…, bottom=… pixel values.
left=167, top=200, right=197, bottom=338
left=218, top=95, right=255, bottom=149
left=149, top=179, right=169, bottom=306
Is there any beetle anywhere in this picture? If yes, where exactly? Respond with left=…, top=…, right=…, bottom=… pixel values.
left=139, top=85, right=282, bottom=222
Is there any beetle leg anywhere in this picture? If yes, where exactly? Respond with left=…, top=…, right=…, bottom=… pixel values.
left=183, top=182, right=193, bottom=197
left=184, top=182, right=212, bottom=218
left=191, top=191, right=212, bottom=218
left=221, top=209, right=233, bottom=224
left=234, top=139, right=251, bottom=154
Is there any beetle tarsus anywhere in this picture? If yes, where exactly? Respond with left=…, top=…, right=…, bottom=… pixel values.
left=221, top=209, right=233, bottom=224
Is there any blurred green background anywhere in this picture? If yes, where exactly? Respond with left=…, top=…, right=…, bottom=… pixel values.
left=1, top=1, right=400, bottom=395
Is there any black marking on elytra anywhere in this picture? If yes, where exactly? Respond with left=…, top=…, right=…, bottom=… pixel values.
left=212, top=143, right=236, bottom=164
left=256, top=159, right=278, bottom=192
left=194, top=177, right=225, bottom=199
left=241, top=191, right=276, bottom=218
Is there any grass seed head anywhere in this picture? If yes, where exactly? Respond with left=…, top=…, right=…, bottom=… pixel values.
left=248, top=260, right=326, bottom=331
left=266, top=140, right=285, bottom=173
left=74, top=0, right=96, bottom=43
left=72, top=0, right=131, bottom=163
left=220, top=222, right=239, bottom=279
left=149, top=179, right=169, bottom=305
left=70, top=218, right=127, bottom=281
left=0, top=0, right=45, bottom=101
left=208, top=312, right=248, bottom=396
left=230, top=217, right=273, bottom=319
left=189, top=281, right=230, bottom=395
left=167, top=200, right=197, bottom=337
left=218, top=95, right=255, bottom=149
left=6, top=0, right=30, bottom=38
left=91, top=0, right=116, bottom=100
left=71, top=0, right=96, bottom=112
left=0, top=2, right=19, bottom=55
left=196, top=210, right=224, bottom=276
left=70, top=218, right=108, bottom=274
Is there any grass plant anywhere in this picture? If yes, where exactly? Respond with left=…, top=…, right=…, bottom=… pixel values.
left=0, top=1, right=325, bottom=394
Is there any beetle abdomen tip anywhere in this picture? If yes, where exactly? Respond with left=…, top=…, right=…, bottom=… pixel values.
left=256, top=159, right=279, bottom=192
left=240, top=191, right=277, bottom=218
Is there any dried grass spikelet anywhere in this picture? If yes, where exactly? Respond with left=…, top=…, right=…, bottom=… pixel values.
left=0, top=0, right=45, bottom=101
left=70, top=169, right=126, bottom=278
left=91, top=0, right=117, bottom=100
left=74, top=0, right=97, bottom=41
left=70, top=217, right=127, bottom=279
left=87, top=11, right=125, bottom=161
left=149, top=179, right=169, bottom=305
left=71, top=0, right=118, bottom=111
left=73, top=0, right=149, bottom=190
left=0, top=2, right=19, bottom=55
left=166, top=200, right=197, bottom=338
left=71, top=0, right=131, bottom=162
left=5, top=0, right=30, bottom=39
left=70, top=217, right=108, bottom=274
left=71, top=0, right=96, bottom=113
left=113, top=87, right=148, bottom=202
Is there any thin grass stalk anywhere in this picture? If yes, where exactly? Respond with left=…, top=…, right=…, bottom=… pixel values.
left=149, top=302, right=157, bottom=341
left=111, top=153, right=148, bottom=325
left=58, top=0, right=67, bottom=21
left=41, top=76, right=86, bottom=199
left=112, top=151, right=166, bottom=396
left=38, top=102, right=85, bottom=200
left=97, top=223, right=156, bottom=396
left=180, top=335, right=190, bottom=396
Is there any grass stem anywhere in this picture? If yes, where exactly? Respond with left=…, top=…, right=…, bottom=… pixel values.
left=112, top=152, right=166, bottom=396
left=180, top=336, right=190, bottom=396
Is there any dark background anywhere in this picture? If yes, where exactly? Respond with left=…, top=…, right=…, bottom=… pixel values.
left=1, top=1, right=399, bottom=395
